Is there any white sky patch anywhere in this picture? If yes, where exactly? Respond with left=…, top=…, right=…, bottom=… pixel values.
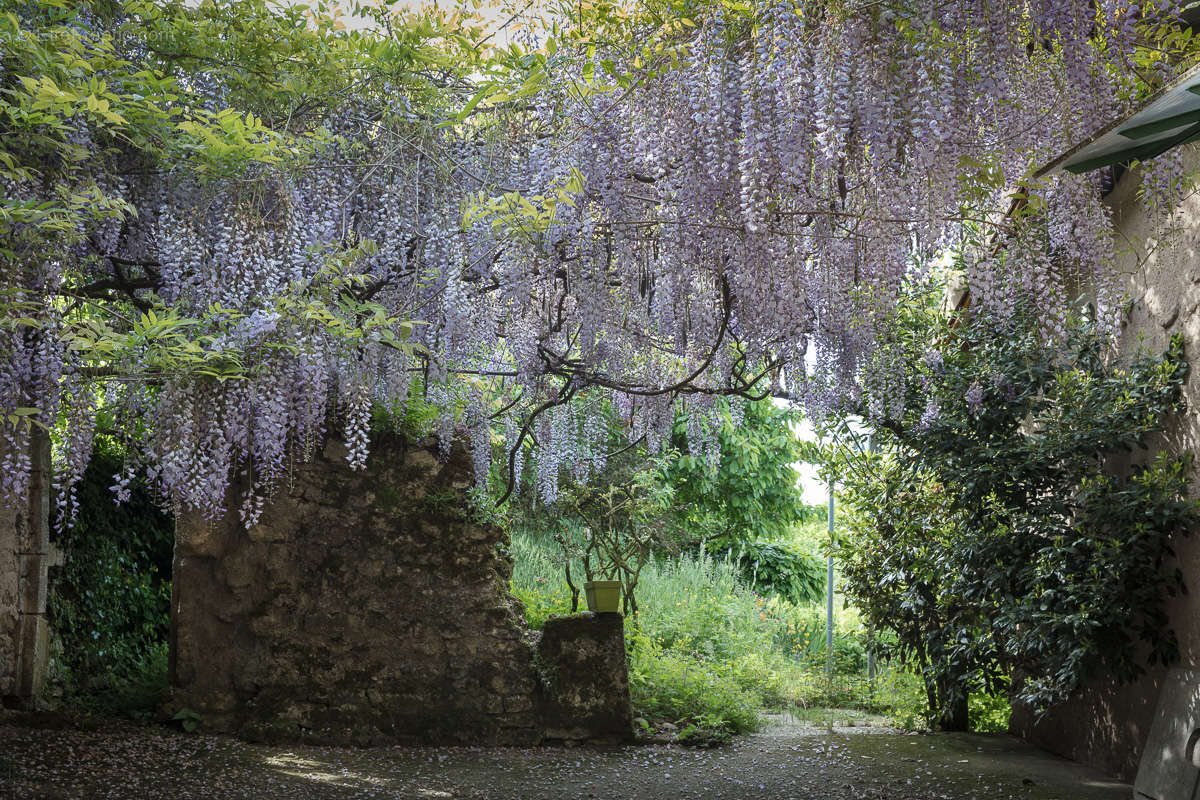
left=278, top=0, right=547, bottom=46
left=791, top=414, right=828, bottom=507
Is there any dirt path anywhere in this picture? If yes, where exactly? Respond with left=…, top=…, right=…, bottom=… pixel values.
left=0, top=718, right=1129, bottom=799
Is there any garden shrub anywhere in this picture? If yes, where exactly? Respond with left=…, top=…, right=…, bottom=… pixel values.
left=968, top=690, right=1011, bottom=734
left=768, top=603, right=869, bottom=675
left=830, top=298, right=1199, bottom=729
left=626, top=626, right=762, bottom=738
left=664, top=399, right=811, bottom=551
left=876, top=669, right=934, bottom=731
left=719, top=539, right=825, bottom=605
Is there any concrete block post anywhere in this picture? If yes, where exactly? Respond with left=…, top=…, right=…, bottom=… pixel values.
left=1133, top=669, right=1200, bottom=800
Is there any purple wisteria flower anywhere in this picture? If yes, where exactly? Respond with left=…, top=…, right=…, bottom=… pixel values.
left=923, top=349, right=945, bottom=374
left=965, top=382, right=983, bottom=416
left=917, top=398, right=940, bottom=431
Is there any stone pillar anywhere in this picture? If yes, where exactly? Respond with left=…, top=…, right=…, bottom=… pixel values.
left=536, top=612, right=634, bottom=744
left=0, top=467, right=17, bottom=701
left=1, top=429, right=55, bottom=708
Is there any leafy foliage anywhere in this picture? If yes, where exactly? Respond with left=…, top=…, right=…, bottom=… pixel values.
left=627, top=624, right=762, bottom=741
left=172, top=707, right=202, bottom=733
left=665, top=399, right=810, bottom=548
left=661, top=398, right=822, bottom=603
left=48, top=439, right=174, bottom=711
left=512, top=532, right=903, bottom=738
left=0, top=0, right=467, bottom=519
left=509, top=396, right=818, bottom=608
left=720, top=540, right=824, bottom=606
left=829, top=299, right=1198, bottom=728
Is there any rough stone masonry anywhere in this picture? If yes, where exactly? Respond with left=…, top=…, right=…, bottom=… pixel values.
left=0, top=430, right=58, bottom=709
left=170, top=433, right=632, bottom=746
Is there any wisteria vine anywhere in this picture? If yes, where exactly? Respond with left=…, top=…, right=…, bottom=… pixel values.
left=0, top=0, right=1194, bottom=522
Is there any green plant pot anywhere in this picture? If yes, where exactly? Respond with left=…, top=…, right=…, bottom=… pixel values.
left=583, top=580, right=622, bottom=613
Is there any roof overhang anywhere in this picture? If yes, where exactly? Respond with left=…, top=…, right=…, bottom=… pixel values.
left=1042, top=61, right=1200, bottom=176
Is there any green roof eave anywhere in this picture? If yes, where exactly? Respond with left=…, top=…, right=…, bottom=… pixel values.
left=1064, top=122, right=1200, bottom=173
left=1043, top=61, right=1200, bottom=177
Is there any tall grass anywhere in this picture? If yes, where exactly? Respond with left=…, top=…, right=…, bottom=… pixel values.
left=508, top=525, right=577, bottom=628
left=627, top=552, right=802, bottom=732
left=509, top=530, right=902, bottom=737
left=508, top=527, right=1008, bottom=737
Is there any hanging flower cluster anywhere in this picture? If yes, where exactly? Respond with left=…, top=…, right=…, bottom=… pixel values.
left=464, top=0, right=1186, bottom=500
left=0, top=0, right=1193, bottom=519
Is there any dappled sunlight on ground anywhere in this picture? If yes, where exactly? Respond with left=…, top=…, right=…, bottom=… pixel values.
left=0, top=717, right=1129, bottom=799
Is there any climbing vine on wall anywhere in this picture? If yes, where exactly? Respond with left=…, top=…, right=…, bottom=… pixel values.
left=48, top=439, right=174, bottom=701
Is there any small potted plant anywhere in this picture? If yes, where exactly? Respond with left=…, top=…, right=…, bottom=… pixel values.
left=576, top=528, right=624, bottom=613
left=553, top=469, right=672, bottom=617
left=583, top=576, right=622, bottom=613
left=555, top=522, right=624, bottom=613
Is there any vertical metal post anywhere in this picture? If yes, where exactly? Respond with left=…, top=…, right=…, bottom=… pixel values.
left=826, top=481, right=835, bottom=677
left=865, top=433, right=876, bottom=688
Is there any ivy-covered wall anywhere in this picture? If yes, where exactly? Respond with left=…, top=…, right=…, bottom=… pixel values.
left=47, top=440, right=174, bottom=706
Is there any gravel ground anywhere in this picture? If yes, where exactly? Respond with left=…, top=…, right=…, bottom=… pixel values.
left=0, top=718, right=1130, bottom=800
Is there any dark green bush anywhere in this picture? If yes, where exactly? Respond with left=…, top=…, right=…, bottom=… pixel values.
left=721, top=540, right=825, bottom=605
left=833, top=300, right=1198, bottom=729
left=49, top=440, right=174, bottom=710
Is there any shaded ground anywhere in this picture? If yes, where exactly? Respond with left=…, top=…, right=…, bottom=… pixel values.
left=0, top=716, right=1128, bottom=800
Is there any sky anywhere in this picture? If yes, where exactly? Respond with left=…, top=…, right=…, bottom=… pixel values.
left=788, top=412, right=829, bottom=508
left=292, top=0, right=545, bottom=40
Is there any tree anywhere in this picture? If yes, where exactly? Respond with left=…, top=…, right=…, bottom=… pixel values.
left=664, top=399, right=808, bottom=548
left=662, top=398, right=824, bottom=604
left=828, top=291, right=1198, bottom=729
left=476, top=0, right=1200, bottom=505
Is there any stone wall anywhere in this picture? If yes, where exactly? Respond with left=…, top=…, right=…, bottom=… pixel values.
left=170, top=433, right=633, bottom=746
left=537, top=613, right=633, bottom=744
left=1011, top=147, right=1200, bottom=781
left=0, top=430, right=54, bottom=708
left=0, top=471, right=18, bottom=702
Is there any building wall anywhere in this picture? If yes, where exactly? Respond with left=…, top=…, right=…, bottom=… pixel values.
left=0, top=477, right=20, bottom=701
left=1012, top=149, right=1200, bottom=780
